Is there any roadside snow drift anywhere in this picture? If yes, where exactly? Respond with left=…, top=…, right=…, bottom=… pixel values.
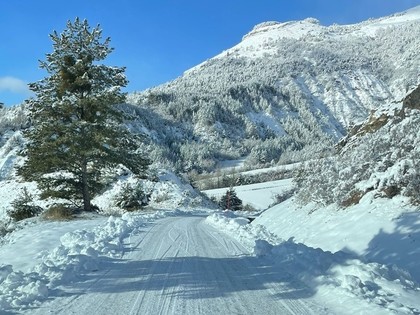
left=0, top=211, right=169, bottom=311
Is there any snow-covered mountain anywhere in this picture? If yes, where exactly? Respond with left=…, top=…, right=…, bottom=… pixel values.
left=128, top=6, right=420, bottom=172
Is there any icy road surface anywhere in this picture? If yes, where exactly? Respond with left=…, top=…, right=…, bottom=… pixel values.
left=26, top=215, right=329, bottom=314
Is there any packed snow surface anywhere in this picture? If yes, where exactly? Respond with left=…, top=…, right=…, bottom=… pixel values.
left=2, top=212, right=331, bottom=314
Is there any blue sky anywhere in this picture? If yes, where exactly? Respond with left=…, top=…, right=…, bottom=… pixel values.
left=1, top=0, right=420, bottom=106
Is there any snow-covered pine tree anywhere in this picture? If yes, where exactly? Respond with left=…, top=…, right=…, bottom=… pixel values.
left=18, top=18, right=149, bottom=211
left=219, top=187, right=243, bottom=211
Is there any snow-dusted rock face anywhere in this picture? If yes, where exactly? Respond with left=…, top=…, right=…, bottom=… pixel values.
left=403, top=83, right=420, bottom=110
left=128, top=6, right=420, bottom=171
left=339, top=84, right=420, bottom=150
left=295, top=85, right=420, bottom=207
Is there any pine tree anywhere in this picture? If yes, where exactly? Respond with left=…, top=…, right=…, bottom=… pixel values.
left=219, top=187, right=243, bottom=211
left=19, top=18, right=149, bottom=211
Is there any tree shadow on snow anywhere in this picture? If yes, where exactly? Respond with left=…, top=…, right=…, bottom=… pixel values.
left=363, top=211, right=420, bottom=283
left=73, top=255, right=317, bottom=301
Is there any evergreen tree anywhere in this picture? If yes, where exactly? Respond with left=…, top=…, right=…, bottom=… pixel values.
left=19, top=18, right=149, bottom=211
left=219, top=187, right=243, bottom=210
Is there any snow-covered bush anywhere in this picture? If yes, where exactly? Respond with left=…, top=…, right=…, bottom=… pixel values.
left=7, top=187, right=42, bottom=221
left=0, top=220, right=11, bottom=237
left=0, top=131, right=24, bottom=156
left=0, top=105, right=29, bottom=138
left=294, top=158, right=339, bottom=206
left=113, top=182, right=150, bottom=211
left=219, top=187, right=243, bottom=211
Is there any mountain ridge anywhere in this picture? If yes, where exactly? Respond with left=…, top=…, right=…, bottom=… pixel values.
left=187, top=5, right=420, bottom=72
left=127, top=6, right=420, bottom=172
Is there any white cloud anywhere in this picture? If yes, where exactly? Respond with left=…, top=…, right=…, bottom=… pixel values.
left=0, top=76, right=31, bottom=95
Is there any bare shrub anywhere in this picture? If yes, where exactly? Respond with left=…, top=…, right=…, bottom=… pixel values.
left=270, top=187, right=296, bottom=207
left=340, top=190, right=365, bottom=207
left=43, top=204, right=74, bottom=221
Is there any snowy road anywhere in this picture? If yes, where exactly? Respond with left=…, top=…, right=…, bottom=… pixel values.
left=25, top=215, right=328, bottom=315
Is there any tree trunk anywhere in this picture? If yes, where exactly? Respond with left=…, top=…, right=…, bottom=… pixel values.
left=81, top=158, right=91, bottom=211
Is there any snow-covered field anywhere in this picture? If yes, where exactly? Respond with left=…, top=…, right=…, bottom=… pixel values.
left=254, top=192, right=420, bottom=282
left=203, top=178, right=294, bottom=210
left=203, top=167, right=420, bottom=314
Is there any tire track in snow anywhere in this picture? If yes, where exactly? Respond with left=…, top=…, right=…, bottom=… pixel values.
left=24, top=215, right=331, bottom=315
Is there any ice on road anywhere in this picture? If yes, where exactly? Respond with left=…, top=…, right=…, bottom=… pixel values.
left=26, top=215, right=328, bottom=315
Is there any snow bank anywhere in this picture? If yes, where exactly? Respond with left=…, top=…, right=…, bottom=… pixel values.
left=205, top=211, right=280, bottom=249
left=0, top=265, right=48, bottom=310
left=206, top=211, right=420, bottom=314
left=254, top=193, right=420, bottom=282
left=0, top=211, right=168, bottom=311
left=269, top=240, right=420, bottom=314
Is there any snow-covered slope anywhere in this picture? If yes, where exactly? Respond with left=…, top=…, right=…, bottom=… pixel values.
left=0, top=106, right=215, bottom=229
left=295, top=84, right=420, bottom=207
left=253, top=193, right=420, bottom=282
left=358, top=5, right=420, bottom=36
left=205, top=80, right=420, bottom=313
left=128, top=6, right=420, bottom=171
